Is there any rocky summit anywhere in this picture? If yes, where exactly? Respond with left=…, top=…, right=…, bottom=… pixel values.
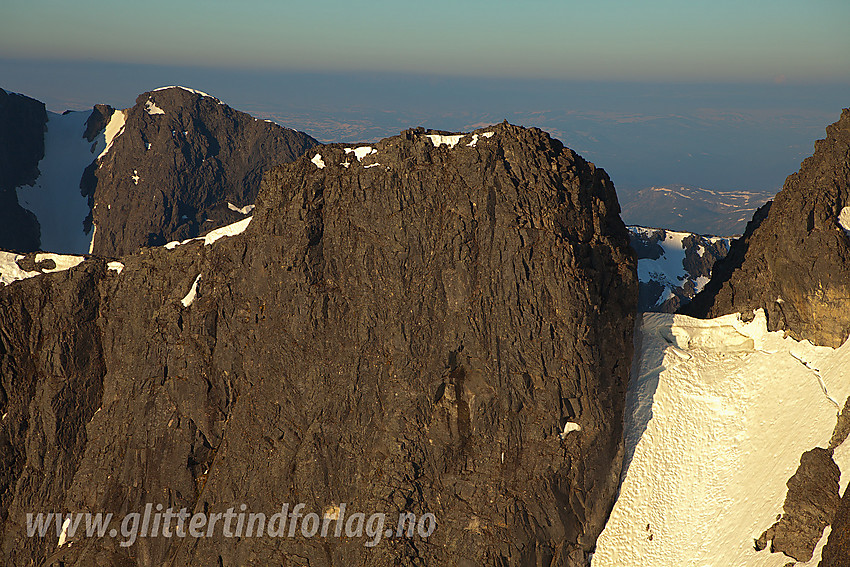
left=0, top=123, right=637, bottom=566
left=683, top=108, right=850, bottom=348
left=85, top=87, right=318, bottom=257
left=0, top=86, right=317, bottom=257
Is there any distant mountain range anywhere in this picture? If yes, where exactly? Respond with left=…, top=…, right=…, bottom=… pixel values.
left=619, top=185, right=775, bottom=236
left=629, top=226, right=730, bottom=312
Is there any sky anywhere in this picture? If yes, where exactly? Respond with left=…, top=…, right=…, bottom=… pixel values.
left=2, top=0, right=849, bottom=82
left=1, top=1, right=848, bottom=226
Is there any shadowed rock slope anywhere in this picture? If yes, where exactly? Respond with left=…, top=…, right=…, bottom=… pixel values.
left=0, top=124, right=637, bottom=566
left=683, top=109, right=850, bottom=348
left=0, top=88, right=46, bottom=252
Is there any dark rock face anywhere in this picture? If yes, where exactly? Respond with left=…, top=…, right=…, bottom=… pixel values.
left=755, top=448, right=841, bottom=562
left=87, top=87, right=318, bottom=257
left=629, top=226, right=729, bottom=312
left=0, top=262, right=106, bottom=565
left=83, top=103, right=115, bottom=142
left=0, top=124, right=637, bottom=566
left=821, top=484, right=850, bottom=567
left=682, top=109, right=850, bottom=347
left=0, top=88, right=47, bottom=252
left=819, top=396, right=850, bottom=567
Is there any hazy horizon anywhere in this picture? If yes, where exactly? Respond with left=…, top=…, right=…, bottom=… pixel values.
left=4, top=0, right=849, bottom=82
left=4, top=57, right=845, bottom=201
left=2, top=0, right=847, bottom=209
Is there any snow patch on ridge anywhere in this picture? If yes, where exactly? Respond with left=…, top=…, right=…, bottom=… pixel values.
left=839, top=206, right=850, bottom=234
left=98, top=110, right=126, bottom=160
left=180, top=274, right=202, bottom=307
left=152, top=86, right=223, bottom=104
left=165, top=217, right=252, bottom=250
left=311, top=153, right=326, bottom=169
left=227, top=202, right=255, bottom=215
left=559, top=422, right=581, bottom=438
left=88, top=224, right=96, bottom=255
left=425, top=131, right=494, bottom=149
left=344, top=146, right=377, bottom=161
left=144, top=99, right=165, bottom=115
left=466, top=132, right=494, bottom=147
left=592, top=310, right=850, bottom=567
left=0, top=251, right=85, bottom=286
left=0, top=252, right=36, bottom=285
left=427, top=134, right=464, bottom=148
left=57, top=517, right=72, bottom=547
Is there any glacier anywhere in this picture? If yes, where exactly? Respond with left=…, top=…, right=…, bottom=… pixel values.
left=593, top=310, right=850, bottom=567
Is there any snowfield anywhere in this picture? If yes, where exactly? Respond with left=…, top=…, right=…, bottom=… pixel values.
left=593, top=310, right=850, bottom=567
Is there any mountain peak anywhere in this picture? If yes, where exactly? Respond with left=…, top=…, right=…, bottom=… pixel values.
left=683, top=108, right=850, bottom=347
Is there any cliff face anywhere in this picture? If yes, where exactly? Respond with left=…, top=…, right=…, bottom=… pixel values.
left=86, top=86, right=319, bottom=257
left=0, top=88, right=46, bottom=252
left=683, top=109, right=850, bottom=348
left=0, top=124, right=637, bottom=566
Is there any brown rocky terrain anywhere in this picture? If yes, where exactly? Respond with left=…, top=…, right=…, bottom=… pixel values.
left=0, top=124, right=637, bottom=566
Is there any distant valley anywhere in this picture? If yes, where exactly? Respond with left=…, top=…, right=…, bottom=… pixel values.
left=620, top=185, right=775, bottom=236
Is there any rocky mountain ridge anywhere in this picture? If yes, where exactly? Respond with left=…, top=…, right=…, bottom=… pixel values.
left=0, top=123, right=638, bottom=566
left=0, top=88, right=46, bottom=252
left=1, top=86, right=318, bottom=257
left=682, top=108, right=850, bottom=566
left=3, top=82, right=849, bottom=566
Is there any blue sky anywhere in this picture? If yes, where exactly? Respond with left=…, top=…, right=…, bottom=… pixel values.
left=2, top=0, right=848, bottom=82
left=1, top=1, right=848, bottom=207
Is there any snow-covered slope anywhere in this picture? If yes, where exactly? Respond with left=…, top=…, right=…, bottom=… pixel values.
left=14, top=110, right=116, bottom=254
left=593, top=310, right=850, bottom=567
left=630, top=226, right=730, bottom=312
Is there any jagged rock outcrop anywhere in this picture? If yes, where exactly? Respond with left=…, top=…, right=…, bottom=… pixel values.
left=755, top=448, right=841, bottom=562
left=820, top=397, right=850, bottom=567
left=821, top=485, right=850, bottom=566
left=0, top=88, right=46, bottom=252
left=683, top=109, right=850, bottom=347
left=86, top=86, right=318, bottom=257
left=0, top=124, right=637, bottom=566
left=629, top=226, right=729, bottom=312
